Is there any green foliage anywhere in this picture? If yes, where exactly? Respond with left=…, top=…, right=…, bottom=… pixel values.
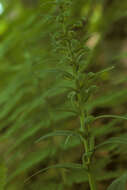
left=0, top=0, right=127, bottom=190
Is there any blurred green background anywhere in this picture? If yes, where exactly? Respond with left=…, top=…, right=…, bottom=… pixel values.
left=0, top=0, right=127, bottom=189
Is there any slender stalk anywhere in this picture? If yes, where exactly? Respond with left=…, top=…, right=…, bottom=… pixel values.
left=73, top=68, right=97, bottom=190
left=80, top=107, right=97, bottom=190
left=83, top=135, right=97, bottom=190
left=88, top=168, right=97, bottom=190
left=58, top=3, right=97, bottom=188
left=73, top=64, right=97, bottom=190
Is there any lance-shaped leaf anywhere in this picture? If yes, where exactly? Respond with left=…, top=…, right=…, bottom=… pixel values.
left=83, top=66, right=115, bottom=82
left=7, top=148, right=51, bottom=184
left=42, top=68, right=74, bottom=80
left=55, top=108, right=78, bottom=116
left=95, top=114, right=127, bottom=121
left=96, top=66, right=115, bottom=75
left=24, top=163, right=84, bottom=184
left=95, top=137, right=127, bottom=150
left=64, top=135, right=72, bottom=147
left=36, top=130, right=83, bottom=143
left=107, top=172, right=127, bottom=190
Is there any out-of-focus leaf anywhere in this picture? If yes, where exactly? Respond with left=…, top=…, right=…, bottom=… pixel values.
left=107, top=173, right=127, bottom=190
left=95, top=137, right=127, bottom=150
left=7, top=148, right=51, bottom=184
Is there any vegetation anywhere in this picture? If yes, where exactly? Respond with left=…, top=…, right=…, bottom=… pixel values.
left=0, top=0, right=127, bottom=189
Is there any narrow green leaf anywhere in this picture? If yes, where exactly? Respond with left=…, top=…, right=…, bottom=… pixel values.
left=24, top=163, right=84, bottom=184
left=64, top=135, right=72, bottom=148
left=107, top=173, right=127, bottom=190
left=96, top=66, right=115, bottom=75
left=95, top=137, right=127, bottom=150
left=42, top=68, right=74, bottom=79
left=95, top=115, right=127, bottom=121
left=7, top=148, right=51, bottom=184
left=55, top=108, right=78, bottom=115
left=6, top=120, right=48, bottom=154
left=87, top=89, right=127, bottom=110
left=36, top=130, right=82, bottom=143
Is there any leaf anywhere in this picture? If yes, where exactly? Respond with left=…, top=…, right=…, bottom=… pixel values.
left=64, top=135, right=72, bottom=147
left=107, top=173, right=127, bottom=190
left=55, top=108, right=78, bottom=115
left=7, top=148, right=51, bottom=184
left=24, top=163, right=84, bottom=184
left=97, top=66, right=115, bottom=75
left=95, top=137, right=127, bottom=150
left=87, top=89, right=127, bottom=110
left=95, top=115, right=127, bottom=121
left=42, top=68, right=74, bottom=80
left=6, top=120, right=48, bottom=154
left=36, top=130, right=82, bottom=143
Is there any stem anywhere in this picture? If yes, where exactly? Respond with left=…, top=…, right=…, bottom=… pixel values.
left=66, top=23, right=97, bottom=190
left=84, top=139, right=97, bottom=190
left=88, top=168, right=97, bottom=190
left=78, top=93, right=97, bottom=190
left=84, top=141, right=97, bottom=190
left=80, top=112, right=97, bottom=190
